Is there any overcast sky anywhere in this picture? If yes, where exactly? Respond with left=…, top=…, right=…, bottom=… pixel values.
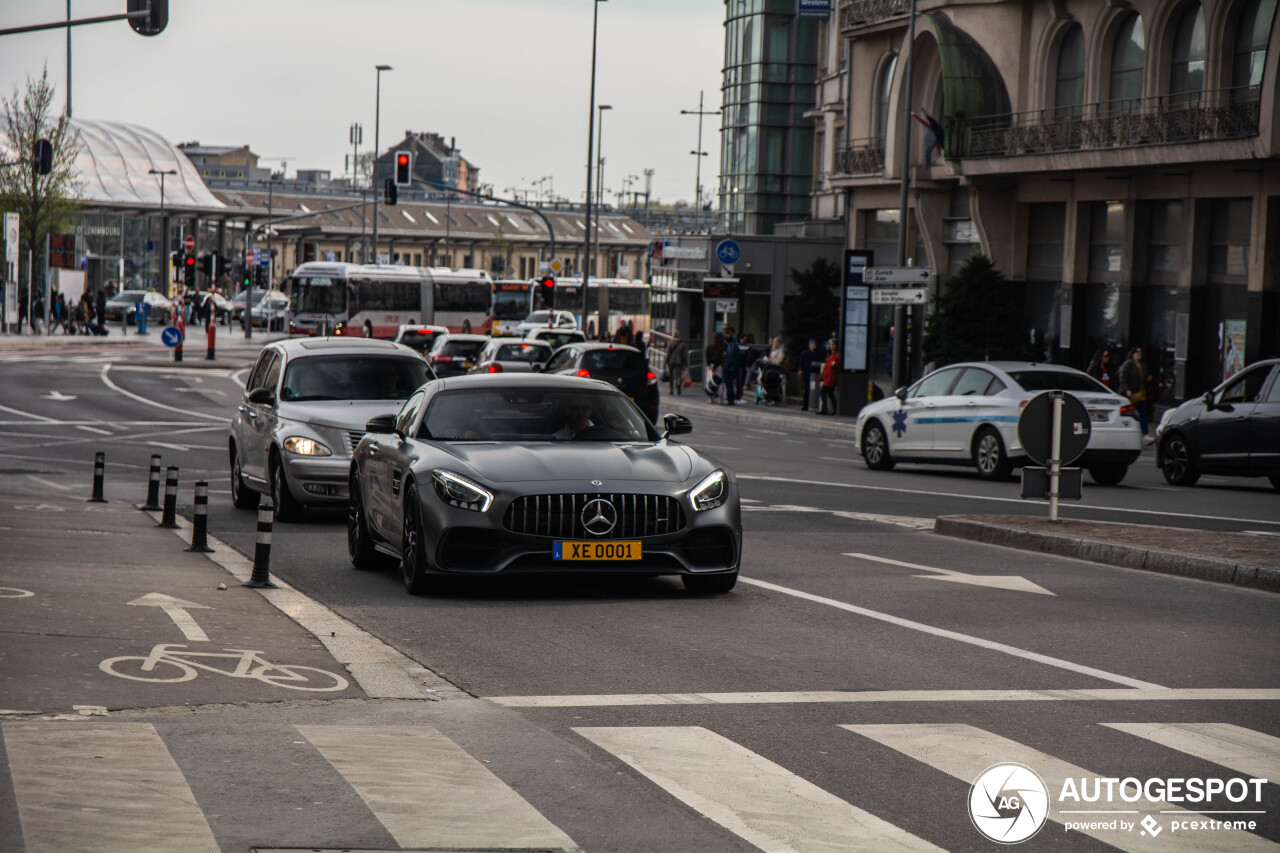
left=2, top=0, right=726, bottom=206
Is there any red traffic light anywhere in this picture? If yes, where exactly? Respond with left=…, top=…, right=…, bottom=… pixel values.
left=539, top=275, right=555, bottom=288
left=185, top=255, right=195, bottom=266
left=394, top=150, right=411, bottom=186
left=397, top=153, right=409, bottom=167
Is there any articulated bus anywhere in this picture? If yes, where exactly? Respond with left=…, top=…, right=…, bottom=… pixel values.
left=492, top=280, right=534, bottom=336
left=286, top=263, right=493, bottom=338
left=543, top=278, right=652, bottom=338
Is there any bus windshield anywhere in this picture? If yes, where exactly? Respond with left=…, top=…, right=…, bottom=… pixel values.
left=493, top=288, right=529, bottom=321
left=291, top=277, right=345, bottom=314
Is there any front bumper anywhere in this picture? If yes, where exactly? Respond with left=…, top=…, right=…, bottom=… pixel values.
left=282, top=455, right=350, bottom=503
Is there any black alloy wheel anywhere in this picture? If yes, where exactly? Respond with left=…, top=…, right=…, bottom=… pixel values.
left=1087, top=464, right=1129, bottom=486
left=230, top=449, right=259, bottom=510
left=1160, top=434, right=1200, bottom=486
left=973, top=427, right=1013, bottom=480
left=348, top=475, right=391, bottom=571
left=401, top=483, right=433, bottom=595
left=270, top=452, right=303, bottom=521
left=682, top=571, right=739, bottom=594
left=862, top=422, right=895, bottom=470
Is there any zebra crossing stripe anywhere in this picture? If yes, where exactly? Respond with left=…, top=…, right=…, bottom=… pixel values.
left=296, top=724, right=579, bottom=852
left=1102, top=723, right=1280, bottom=781
left=576, top=725, right=942, bottom=852
left=844, top=724, right=1277, bottom=852
left=1, top=722, right=218, bottom=853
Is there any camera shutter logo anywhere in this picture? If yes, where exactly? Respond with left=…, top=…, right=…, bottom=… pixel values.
left=969, top=763, right=1050, bottom=844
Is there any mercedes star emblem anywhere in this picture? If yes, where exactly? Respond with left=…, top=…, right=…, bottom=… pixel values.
left=591, top=480, right=603, bottom=486
left=581, top=498, right=617, bottom=536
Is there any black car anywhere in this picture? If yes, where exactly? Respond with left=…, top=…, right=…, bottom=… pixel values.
left=1156, top=357, right=1280, bottom=489
left=542, top=342, right=659, bottom=423
left=347, top=374, right=741, bottom=595
left=425, top=333, right=490, bottom=378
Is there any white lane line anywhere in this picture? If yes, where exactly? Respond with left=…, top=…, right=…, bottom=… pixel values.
left=1101, top=723, right=1280, bottom=781
left=737, top=474, right=1280, bottom=527
left=737, top=577, right=1164, bottom=689
left=99, top=364, right=223, bottom=422
left=742, top=504, right=934, bottom=530
left=2, top=722, right=219, bottom=853
left=489, top=689, right=1280, bottom=708
left=75, top=424, right=112, bottom=435
left=26, top=476, right=70, bottom=491
left=298, top=725, right=578, bottom=852
left=0, top=403, right=59, bottom=422
left=846, top=724, right=1276, bottom=852
left=820, top=456, right=848, bottom=463
left=576, top=726, right=941, bottom=852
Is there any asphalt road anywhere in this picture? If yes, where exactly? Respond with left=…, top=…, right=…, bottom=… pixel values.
left=2, top=348, right=1278, bottom=852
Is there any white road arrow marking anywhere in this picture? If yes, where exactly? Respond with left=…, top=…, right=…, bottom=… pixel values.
left=127, top=593, right=211, bottom=641
left=42, top=390, right=77, bottom=401
left=845, top=552, right=1056, bottom=596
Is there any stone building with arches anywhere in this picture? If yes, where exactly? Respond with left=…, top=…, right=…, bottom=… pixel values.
left=811, top=0, right=1278, bottom=400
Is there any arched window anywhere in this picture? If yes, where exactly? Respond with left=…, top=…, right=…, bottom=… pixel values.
left=1054, top=25, right=1086, bottom=116
left=1109, top=13, right=1145, bottom=113
left=1232, top=0, right=1278, bottom=102
left=877, top=54, right=897, bottom=154
left=1170, top=4, right=1205, bottom=104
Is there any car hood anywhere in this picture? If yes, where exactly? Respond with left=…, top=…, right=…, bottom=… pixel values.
left=436, top=441, right=697, bottom=484
left=278, top=400, right=405, bottom=430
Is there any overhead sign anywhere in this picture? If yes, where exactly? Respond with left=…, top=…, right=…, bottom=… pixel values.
left=797, top=0, right=832, bottom=17
left=864, top=266, right=935, bottom=285
left=870, top=288, right=928, bottom=305
left=702, top=278, right=740, bottom=300
left=715, top=239, right=741, bottom=265
left=183, top=234, right=195, bottom=252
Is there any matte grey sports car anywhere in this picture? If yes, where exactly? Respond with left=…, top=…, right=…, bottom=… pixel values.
left=348, top=374, right=741, bottom=595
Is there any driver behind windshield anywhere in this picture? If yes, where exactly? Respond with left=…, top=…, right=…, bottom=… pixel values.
left=554, top=397, right=595, bottom=439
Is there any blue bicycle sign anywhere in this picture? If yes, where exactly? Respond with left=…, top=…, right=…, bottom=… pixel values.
left=716, top=239, right=741, bottom=265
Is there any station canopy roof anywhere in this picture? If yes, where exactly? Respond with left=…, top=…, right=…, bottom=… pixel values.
left=68, top=118, right=225, bottom=211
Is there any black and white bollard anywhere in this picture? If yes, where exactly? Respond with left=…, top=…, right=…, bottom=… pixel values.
left=158, top=466, right=180, bottom=529
left=186, top=480, right=214, bottom=553
left=243, top=498, right=278, bottom=589
left=141, top=454, right=163, bottom=511
left=88, top=452, right=107, bottom=503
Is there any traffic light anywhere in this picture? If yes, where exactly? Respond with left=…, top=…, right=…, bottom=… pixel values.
left=197, top=254, right=212, bottom=276
left=539, top=275, right=555, bottom=308
left=33, top=139, right=52, bottom=175
left=183, top=252, right=196, bottom=289
left=127, top=0, right=168, bottom=36
left=394, top=151, right=411, bottom=186
left=384, top=178, right=398, bottom=206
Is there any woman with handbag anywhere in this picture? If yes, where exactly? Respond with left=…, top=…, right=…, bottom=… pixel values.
left=666, top=332, right=689, bottom=396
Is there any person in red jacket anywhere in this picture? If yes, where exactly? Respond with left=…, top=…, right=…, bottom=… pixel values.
left=818, top=339, right=839, bottom=414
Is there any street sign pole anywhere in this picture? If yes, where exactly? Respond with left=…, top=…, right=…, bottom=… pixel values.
left=1049, top=392, right=1062, bottom=522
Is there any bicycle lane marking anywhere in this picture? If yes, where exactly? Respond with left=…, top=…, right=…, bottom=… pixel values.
left=100, top=643, right=349, bottom=692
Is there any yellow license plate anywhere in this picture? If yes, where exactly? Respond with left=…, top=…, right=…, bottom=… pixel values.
left=553, top=540, right=642, bottom=561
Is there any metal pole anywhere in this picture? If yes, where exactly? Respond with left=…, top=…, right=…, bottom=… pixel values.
left=1049, top=392, right=1062, bottom=522
left=581, top=0, right=602, bottom=329
left=892, top=0, right=917, bottom=391
left=371, top=65, right=391, bottom=266
left=595, top=105, right=611, bottom=282
left=65, top=0, right=71, bottom=117
left=694, top=91, right=704, bottom=209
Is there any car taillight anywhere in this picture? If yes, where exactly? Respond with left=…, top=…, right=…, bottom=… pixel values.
left=646, top=371, right=658, bottom=385
left=576, top=369, right=591, bottom=378
left=1019, top=399, right=1029, bottom=408
left=1120, top=404, right=1136, bottom=419
left=431, top=355, right=451, bottom=364
left=487, top=363, right=502, bottom=373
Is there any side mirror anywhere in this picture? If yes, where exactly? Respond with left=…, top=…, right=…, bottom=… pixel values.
left=1202, top=390, right=1215, bottom=409
left=365, top=414, right=397, bottom=434
left=895, top=387, right=908, bottom=403
left=531, top=362, right=542, bottom=372
left=662, top=413, right=693, bottom=440
left=248, top=387, right=275, bottom=406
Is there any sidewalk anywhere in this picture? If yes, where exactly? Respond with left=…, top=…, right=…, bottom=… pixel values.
left=0, top=325, right=283, bottom=369
left=663, top=393, right=1280, bottom=592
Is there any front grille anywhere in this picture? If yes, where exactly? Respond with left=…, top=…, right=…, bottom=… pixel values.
left=346, top=431, right=364, bottom=454
left=504, top=494, right=686, bottom=539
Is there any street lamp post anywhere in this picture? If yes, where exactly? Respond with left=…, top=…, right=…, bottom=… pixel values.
left=681, top=90, right=720, bottom=213
left=148, top=168, right=176, bottom=294
left=595, top=104, right=612, bottom=281
left=581, top=0, right=606, bottom=331
left=370, top=64, right=392, bottom=265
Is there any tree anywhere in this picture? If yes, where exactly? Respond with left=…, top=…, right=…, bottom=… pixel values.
left=781, top=257, right=840, bottom=359
left=922, top=253, right=1027, bottom=367
left=0, top=67, right=84, bottom=294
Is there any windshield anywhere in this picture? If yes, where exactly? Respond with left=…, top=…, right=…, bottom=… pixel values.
left=1006, top=370, right=1112, bottom=394
left=582, top=349, right=645, bottom=373
left=291, top=277, right=346, bottom=314
left=495, top=343, right=550, bottom=363
left=396, top=330, right=441, bottom=352
left=524, top=310, right=553, bottom=325
left=114, top=291, right=146, bottom=302
left=440, top=340, right=486, bottom=357
left=421, top=387, right=656, bottom=442
left=537, top=331, right=582, bottom=349
left=493, top=289, right=529, bottom=320
left=280, top=356, right=432, bottom=402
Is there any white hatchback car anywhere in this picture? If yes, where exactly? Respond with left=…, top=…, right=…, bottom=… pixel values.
left=516, top=309, right=578, bottom=334
left=855, top=361, right=1142, bottom=484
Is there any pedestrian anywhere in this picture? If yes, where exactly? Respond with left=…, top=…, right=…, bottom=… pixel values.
left=17, top=288, right=27, bottom=334
left=52, top=292, right=65, bottom=333
left=819, top=339, right=839, bottom=415
left=94, top=288, right=107, bottom=335
left=31, top=292, right=45, bottom=335
left=704, top=332, right=724, bottom=401
left=666, top=332, right=688, bottom=396
left=635, top=331, right=647, bottom=360
left=799, top=338, right=821, bottom=412
left=1118, top=345, right=1153, bottom=445
left=1085, top=347, right=1114, bottom=390
left=722, top=327, right=743, bottom=405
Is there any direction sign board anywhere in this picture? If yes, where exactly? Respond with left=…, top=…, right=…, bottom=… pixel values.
left=258, top=251, right=270, bottom=268
left=160, top=326, right=184, bottom=348
left=863, top=266, right=935, bottom=285
left=870, top=288, right=927, bottom=305
left=715, top=239, right=741, bottom=265
left=183, top=235, right=195, bottom=252
left=252, top=248, right=262, bottom=266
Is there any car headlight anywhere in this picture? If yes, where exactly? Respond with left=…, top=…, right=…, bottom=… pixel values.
left=431, top=469, right=493, bottom=512
left=282, top=436, right=332, bottom=456
left=690, top=469, right=727, bottom=512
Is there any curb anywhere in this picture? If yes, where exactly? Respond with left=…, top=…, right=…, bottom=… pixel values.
left=934, top=516, right=1280, bottom=593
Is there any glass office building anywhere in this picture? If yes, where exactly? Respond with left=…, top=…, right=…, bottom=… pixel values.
left=719, top=0, right=820, bottom=235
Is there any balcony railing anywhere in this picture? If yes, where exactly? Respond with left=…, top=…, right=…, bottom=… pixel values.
left=842, top=0, right=910, bottom=30
left=952, top=88, right=1261, bottom=160
left=833, top=138, right=886, bottom=176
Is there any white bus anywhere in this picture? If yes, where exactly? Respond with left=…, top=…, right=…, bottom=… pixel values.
left=285, top=263, right=493, bottom=338
left=545, top=278, right=652, bottom=339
